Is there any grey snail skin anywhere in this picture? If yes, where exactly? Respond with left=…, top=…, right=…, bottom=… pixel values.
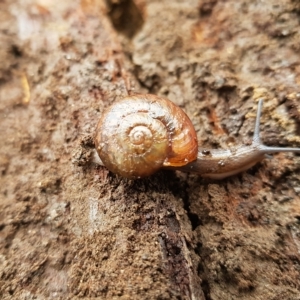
left=94, top=94, right=300, bottom=179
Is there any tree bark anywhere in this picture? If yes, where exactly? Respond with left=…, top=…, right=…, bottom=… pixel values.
left=1, top=0, right=300, bottom=299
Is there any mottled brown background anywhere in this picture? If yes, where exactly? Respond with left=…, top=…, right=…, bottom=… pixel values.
left=1, top=0, right=300, bottom=299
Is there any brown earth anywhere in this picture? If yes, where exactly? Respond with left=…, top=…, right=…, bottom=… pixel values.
left=1, top=0, right=300, bottom=299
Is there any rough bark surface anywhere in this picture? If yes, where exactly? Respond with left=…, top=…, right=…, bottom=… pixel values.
left=1, top=0, right=300, bottom=299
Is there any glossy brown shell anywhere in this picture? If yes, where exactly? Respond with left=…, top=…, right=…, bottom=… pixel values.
left=94, top=94, right=198, bottom=178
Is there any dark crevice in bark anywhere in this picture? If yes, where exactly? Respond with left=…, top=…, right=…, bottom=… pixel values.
left=105, top=0, right=144, bottom=38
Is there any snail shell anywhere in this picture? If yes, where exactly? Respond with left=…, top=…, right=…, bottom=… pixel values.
left=94, top=94, right=198, bottom=178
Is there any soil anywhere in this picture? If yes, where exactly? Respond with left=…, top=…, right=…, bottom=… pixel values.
left=1, top=0, right=300, bottom=299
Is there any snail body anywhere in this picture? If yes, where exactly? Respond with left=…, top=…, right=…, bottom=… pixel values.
left=171, top=145, right=269, bottom=179
left=95, top=94, right=300, bottom=179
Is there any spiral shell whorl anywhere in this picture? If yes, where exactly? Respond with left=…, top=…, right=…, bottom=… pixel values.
left=95, top=94, right=198, bottom=178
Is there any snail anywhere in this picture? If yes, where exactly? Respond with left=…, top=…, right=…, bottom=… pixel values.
left=94, top=94, right=300, bottom=179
